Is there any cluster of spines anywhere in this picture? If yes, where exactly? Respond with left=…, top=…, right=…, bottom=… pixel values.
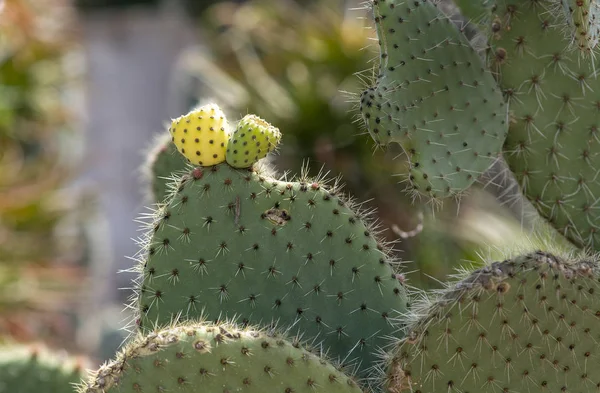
left=558, top=0, right=600, bottom=54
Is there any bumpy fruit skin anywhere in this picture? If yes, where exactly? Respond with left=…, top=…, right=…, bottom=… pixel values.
left=359, top=0, right=507, bottom=199
left=0, top=345, right=86, bottom=393
left=385, top=251, right=600, bottom=393
left=490, top=0, right=600, bottom=250
left=169, top=103, right=231, bottom=167
left=136, top=163, right=408, bottom=381
left=79, top=322, right=364, bottom=393
left=226, top=114, right=282, bottom=168
left=145, top=132, right=189, bottom=203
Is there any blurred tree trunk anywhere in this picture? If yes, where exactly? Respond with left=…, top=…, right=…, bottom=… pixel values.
left=75, top=1, right=195, bottom=356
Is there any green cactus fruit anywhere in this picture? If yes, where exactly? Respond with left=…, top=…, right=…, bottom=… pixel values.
left=79, top=322, right=364, bottom=393
left=384, top=251, right=600, bottom=393
left=561, top=0, right=600, bottom=53
left=226, top=114, right=282, bottom=169
left=359, top=0, right=508, bottom=200
left=490, top=0, right=600, bottom=251
left=135, top=161, right=408, bottom=381
left=145, top=132, right=190, bottom=203
left=0, top=344, right=87, bottom=393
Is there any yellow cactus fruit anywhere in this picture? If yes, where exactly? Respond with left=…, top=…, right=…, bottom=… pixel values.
left=169, top=104, right=231, bottom=166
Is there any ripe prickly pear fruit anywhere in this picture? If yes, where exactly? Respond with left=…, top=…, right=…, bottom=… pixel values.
left=136, top=161, right=408, bottom=382
left=490, top=0, right=600, bottom=251
left=0, top=344, right=88, bottom=393
left=79, top=322, right=364, bottom=393
left=359, top=0, right=508, bottom=200
left=384, top=251, right=600, bottom=393
left=226, top=114, right=281, bottom=168
left=169, top=103, right=231, bottom=167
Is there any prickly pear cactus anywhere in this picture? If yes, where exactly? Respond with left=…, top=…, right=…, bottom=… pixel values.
left=490, top=0, right=600, bottom=251
left=384, top=251, right=600, bottom=393
left=359, top=0, right=508, bottom=200
left=226, top=114, right=281, bottom=169
left=135, top=108, right=409, bottom=380
left=145, top=132, right=189, bottom=203
left=0, top=345, right=87, bottom=393
left=79, top=322, right=364, bottom=393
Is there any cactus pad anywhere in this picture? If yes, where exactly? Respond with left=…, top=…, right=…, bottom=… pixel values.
left=359, top=0, right=507, bottom=199
left=136, top=162, right=408, bottom=380
left=384, top=251, right=600, bottom=393
left=145, top=132, right=189, bottom=203
left=80, top=322, right=364, bottom=393
left=169, top=104, right=231, bottom=167
left=490, top=0, right=600, bottom=250
left=0, top=344, right=87, bottom=393
left=226, top=114, right=282, bottom=168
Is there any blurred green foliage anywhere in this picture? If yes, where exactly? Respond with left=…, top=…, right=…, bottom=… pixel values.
left=0, top=0, right=85, bottom=348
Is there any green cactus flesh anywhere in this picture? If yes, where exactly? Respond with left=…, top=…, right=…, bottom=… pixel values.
left=384, top=251, right=600, bottom=393
left=0, top=345, right=86, bottom=393
left=561, top=0, right=600, bottom=53
left=226, top=114, right=282, bottom=169
left=146, top=132, right=189, bottom=203
left=80, top=322, right=364, bottom=393
left=359, top=0, right=508, bottom=199
left=490, top=0, right=600, bottom=250
left=136, top=162, right=408, bottom=380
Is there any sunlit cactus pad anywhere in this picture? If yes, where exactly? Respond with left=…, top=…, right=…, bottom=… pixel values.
left=136, top=162, right=408, bottom=380
left=360, top=0, right=507, bottom=199
left=384, top=251, right=600, bottom=393
left=79, top=322, right=364, bottom=393
left=0, top=344, right=87, bottom=393
left=490, top=0, right=600, bottom=250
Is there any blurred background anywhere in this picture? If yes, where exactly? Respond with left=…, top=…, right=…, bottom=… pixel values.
left=0, top=0, right=551, bottom=368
